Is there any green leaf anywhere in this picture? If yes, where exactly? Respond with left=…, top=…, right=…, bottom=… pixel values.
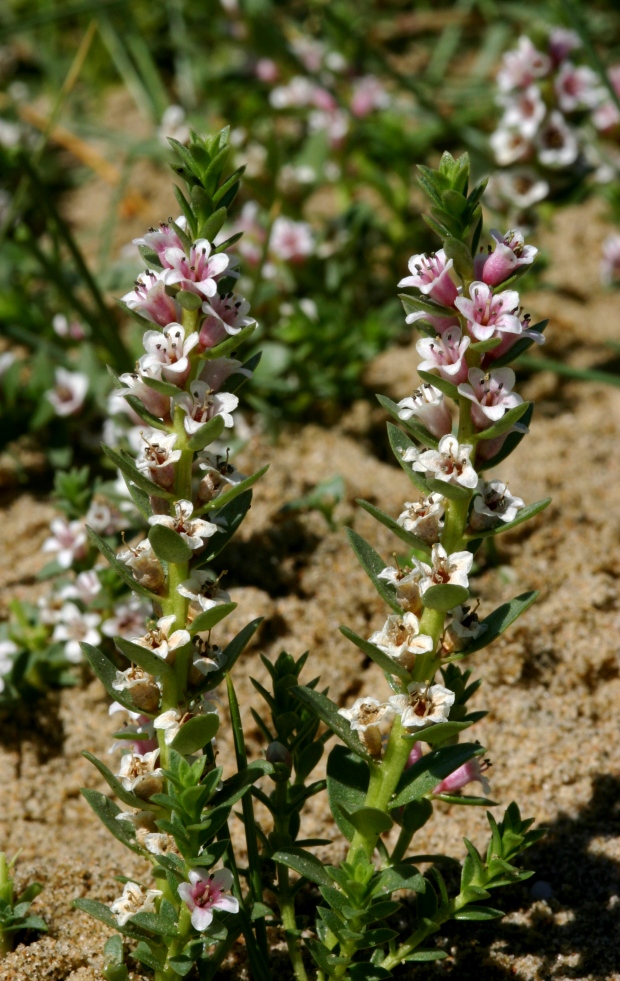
left=403, top=950, right=448, bottom=962
left=477, top=403, right=533, bottom=471
left=221, top=617, right=263, bottom=672
left=292, top=687, right=374, bottom=762
left=250, top=902, right=274, bottom=922
left=198, top=490, right=253, bottom=564
left=167, top=955, right=195, bottom=976
left=345, top=528, right=401, bottom=614
left=326, top=745, right=370, bottom=842
left=80, top=642, right=140, bottom=712
left=409, top=720, right=473, bottom=746
left=132, top=940, right=166, bottom=971
left=467, top=499, right=551, bottom=540
left=469, top=336, right=502, bottom=354
left=85, top=528, right=159, bottom=601
left=177, top=290, right=203, bottom=311
left=271, top=848, right=333, bottom=888
left=433, top=794, right=497, bottom=806
left=348, top=964, right=392, bottom=981
left=130, top=911, right=178, bottom=937
left=444, top=236, right=473, bottom=280
left=399, top=292, right=457, bottom=318
left=123, top=394, right=167, bottom=430
left=424, top=478, right=472, bottom=502
left=148, top=524, right=193, bottom=563
left=200, top=323, right=256, bottom=361
left=375, top=395, right=439, bottom=449
left=339, top=625, right=411, bottom=683
left=453, top=905, right=504, bottom=921
left=473, top=402, right=531, bottom=442
left=73, top=898, right=145, bottom=941
left=344, top=806, right=393, bottom=836
left=386, top=424, right=429, bottom=495
left=421, top=583, right=469, bottom=612
left=102, top=445, right=175, bottom=500
left=189, top=602, right=237, bottom=635
left=141, top=374, right=182, bottom=398
left=199, top=466, right=269, bottom=513
left=186, top=415, right=226, bottom=451
left=417, top=370, right=459, bottom=400
left=355, top=499, right=432, bottom=556
left=198, top=206, right=227, bottom=241
left=114, top=636, right=176, bottom=684
left=458, top=591, right=539, bottom=656
left=170, top=714, right=220, bottom=755
left=81, top=789, right=142, bottom=854
left=371, top=864, right=425, bottom=896
left=212, top=759, right=274, bottom=807
left=390, top=743, right=484, bottom=809
left=306, top=939, right=333, bottom=975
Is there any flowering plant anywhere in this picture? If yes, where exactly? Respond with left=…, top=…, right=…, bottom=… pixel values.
left=70, top=136, right=549, bottom=981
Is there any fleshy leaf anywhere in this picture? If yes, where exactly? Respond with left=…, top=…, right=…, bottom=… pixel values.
left=417, top=370, right=459, bottom=399
left=467, top=499, right=551, bottom=540
left=343, top=805, right=393, bottom=836
left=80, top=642, right=140, bottom=712
left=421, top=583, right=469, bottom=612
left=114, top=636, right=176, bottom=684
left=390, top=743, right=485, bottom=808
left=355, top=499, right=432, bottom=556
left=473, top=402, right=531, bottom=442
left=80, top=789, right=142, bottom=854
left=271, top=848, right=333, bottom=888
left=148, top=524, right=193, bottom=563
left=198, top=466, right=269, bottom=514
left=339, top=625, right=411, bottom=684
left=386, top=424, right=429, bottom=494
left=456, top=591, right=539, bottom=656
left=186, top=415, right=226, bottom=451
left=326, top=745, right=370, bottom=842
left=345, top=528, right=402, bottom=614
left=170, top=714, right=220, bottom=755
left=189, top=602, right=237, bottom=635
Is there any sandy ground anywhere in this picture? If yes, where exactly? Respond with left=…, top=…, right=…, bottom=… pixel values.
left=1, top=196, right=620, bottom=980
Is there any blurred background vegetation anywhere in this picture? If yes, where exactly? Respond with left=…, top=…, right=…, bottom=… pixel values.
left=1, top=0, right=620, bottom=477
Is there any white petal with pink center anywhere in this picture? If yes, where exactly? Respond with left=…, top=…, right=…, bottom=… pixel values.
left=117, top=749, right=164, bottom=799
left=160, top=239, right=229, bottom=298
left=369, top=612, right=433, bottom=670
left=496, top=36, right=551, bottom=92
left=378, top=563, right=426, bottom=615
left=175, top=381, right=239, bottom=434
left=398, top=495, right=444, bottom=545
left=470, top=480, right=524, bottom=531
left=419, top=543, right=473, bottom=596
left=148, top=499, right=220, bottom=549
left=404, top=434, right=477, bottom=489
left=398, top=249, right=458, bottom=308
left=121, top=269, right=181, bottom=327
left=199, top=292, right=255, bottom=350
left=458, top=366, right=523, bottom=429
left=397, top=384, right=452, bottom=439
left=52, top=603, right=101, bottom=662
left=110, top=881, right=162, bottom=926
left=496, top=85, right=545, bottom=139
left=454, top=282, right=522, bottom=342
left=535, top=112, right=579, bottom=168
left=177, top=571, right=232, bottom=612
left=389, top=682, right=455, bottom=731
left=140, top=323, right=199, bottom=385
left=178, top=868, right=239, bottom=932
left=45, top=368, right=88, bottom=417
left=129, top=614, right=190, bottom=662
left=416, top=327, right=470, bottom=384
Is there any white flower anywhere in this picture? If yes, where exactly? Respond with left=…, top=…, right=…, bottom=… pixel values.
left=404, top=434, right=478, bottom=489
left=0, top=640, right=18, bottom=693
left=177, top=571, right=231, bottom=612
left=369, top=613, right=433, bottom=671
left=496, top=36, right=550, bottom=92
left=444, top=605, right=488, bottom=653
left=496, top=85, right=546, bottom=139
left=458, top=367, right=523, bottom=430
left=485, top=169, right=549, bottom=210
left=389, top=682, right=455, bottom=730
left=554, top=62, right=603, bottom=113
left=397, top=384, right=453, bottom=438
left=42, top=518, right=88, bottom=569
left=148, top=499, right=220, bottom=549
left=116, top=539, right=165, bottom=593
left=490, top=126, right=531, bottom=166
left=117, top=750, right=164, bottom=799
left=470, top=480, right=524, bottom=531
left=102, top=596, right=150, bottom=639
left=157, top=104, right=190, bottom=145
left=378, top=564, right=426, bottom=615
left=143, top=832, right=177, bottom=856
left=136, top=429, right=181, bottom=491
left=52, top=603, right=101, bottom=662
left=270, top=217, right=314, bottom=262
left=58, top=570, right=101, bottom=604
left=140, top=323, right=199, bottom=386
left=398, top=495, right=444, bottom=545
left=419, top=543, right=473, bottom=596
left=338, top=697, right=394, bottom=756
left=154, top=698, right=219, bottom=746
left=416, top=328, right=471, bottom=385
left=191, top=644, right=224, bottom=677
left=536, top=112, right=579, bottom=168
left=197, top=452, right=246, bottom=504
left=129, top=614, right=191, bottom=662
left=110, top=881, right=163, bottom=926
left=199, top=292, right=256, bottom=350
left=84, top=500, right=127, bottom=536
left=45, top=368, right=88, bottom=417
left=174, top=381, right=239, bottom=434
left=112, top=665, right=161, bottom=714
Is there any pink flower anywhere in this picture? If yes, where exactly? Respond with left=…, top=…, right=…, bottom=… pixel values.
left=458, top=367, right=523, bottom=430
left=601, top=233, right=620, bottom=286
left=270, top=217, right=314, bottom=262
left=42, top=517, right=88, bottom=569
left=198, top=292, right=255, bottom=350
left=405, top=741, right=423, bottom=768
left=350, top=75, right=390, bottom=117
left=174, top=381, right=238, bottom=434
left=497, top=36, right=551, bottom=92
left=122, top=270, right=181, bottom=327
left=52, top=314, right=86, bottom=340
left=199, top=357, right=252, bottom=393
left=434, top=757, right=491, bottom=796
left=255, top=58, right=278, bottom=83
left=118, top=365, right=171, bottom=418
left=398, top=250, right=458, bottom=308
left=454, top=282, right=522, bottom=342
left=178, top=868, right=238, bottom=932
left=496, top=85, right=546, bottom=140
left=416, top=327, right=470, bottom=384
left=548, top=28, right=580, bottom=66
left=134, top=223, right=186, bottom=266
left=475, top=229, right=538, bottom=287
left=160, top=240, right=230, bottom=299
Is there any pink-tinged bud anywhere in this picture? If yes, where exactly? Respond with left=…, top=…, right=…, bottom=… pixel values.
left=476, top=229, right=538, bottom=288
left=266, top=741, right=292, bottom=768
left=256, top=58, right=278, bottom=83
left=434, top=758, right=490, bottom=796
left=405, top=742, right=423, bottom=769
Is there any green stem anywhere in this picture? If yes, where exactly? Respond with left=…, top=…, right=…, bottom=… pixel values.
left=273, top=779, right=308, bottom=981
left=347, top=717, right=412, bottom=863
